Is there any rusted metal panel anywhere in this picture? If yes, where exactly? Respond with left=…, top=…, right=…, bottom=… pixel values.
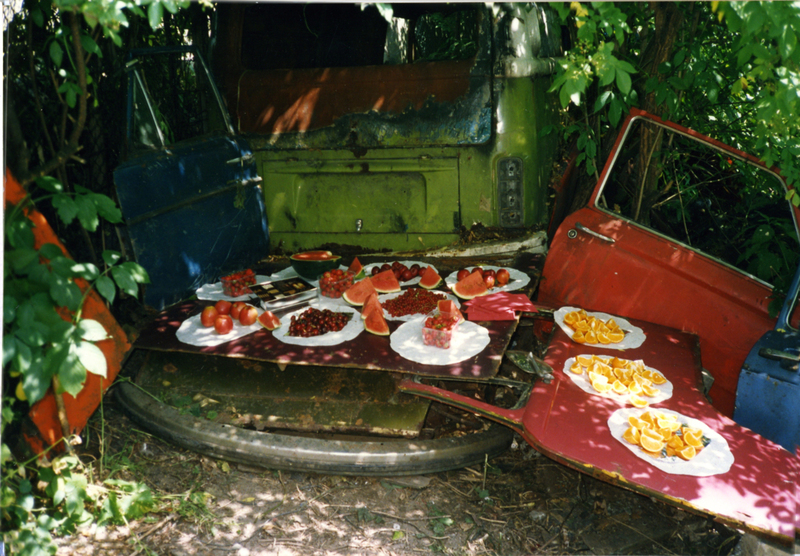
left=400, top=317, right=799, bottom=544
left=133, top=300, right=518, bottom=380
left=132, top=350, right=431, bottom=437
left=5, top=169, right=131, bottom=453
left=538, top=110, right=800, bottom=417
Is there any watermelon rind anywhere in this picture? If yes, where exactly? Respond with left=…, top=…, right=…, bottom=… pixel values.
left=371, top=269, right=401, bottom=293
left=257, top=310, right=281, bottom=331
left=364, top=308, right=390, bottom=336
left=290, top=251, right=341, bottom=280
left=343, top=277, right=376, bottom=306
left=361, top=292, right=382, bottom=320
left=290, top=250, right=335, bottom=261
left=452, top=271, right=488, bottom=300
left=418, top=266, right=442, bottom=289
left=347, top=257, right=365, bottom=280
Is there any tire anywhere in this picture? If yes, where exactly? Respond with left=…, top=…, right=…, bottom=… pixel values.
left=115, top=381, right=514, bottom=476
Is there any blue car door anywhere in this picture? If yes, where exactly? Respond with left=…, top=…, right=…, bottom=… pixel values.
left=113, top=46, right=268, bottom=309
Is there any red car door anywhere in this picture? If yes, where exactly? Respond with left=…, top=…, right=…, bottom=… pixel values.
left=538, top=109, right=800, bottom=416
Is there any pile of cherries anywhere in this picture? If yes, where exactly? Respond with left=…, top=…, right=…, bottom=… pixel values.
left=456, top=267, right=511, bottom=289
left=383, top=289, right=447, bottom=318
left=288, top=307, right=351, bottom=337
left=200, top=300, right=258, bottom=335
left=371, top=261, right=422, bottom=282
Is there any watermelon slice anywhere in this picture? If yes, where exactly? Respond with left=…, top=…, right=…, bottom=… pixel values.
left=361, top=292, right=383, bottom=320
left=348, top=257, right=365, bottom=279
left=418, top=266, right=442, bottom=289
left=452, top=270, right=489, bottom=300
left=290, top=250, right=336, bottom=260
left=437, top=299, right=464, bottom=323
left=371, top=269, right=401, bottom=293
left=257, top=310, right=281, bottom=331
left=364, top=307, right=390, bottom=336
left=342, top=276, right=376, bottom=306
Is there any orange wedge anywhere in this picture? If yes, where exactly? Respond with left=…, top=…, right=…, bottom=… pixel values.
left=592, top=381, right=613, bottom=394
left=574, top=320, right=590, bottom=332
left=640, top=434, right=664, bottom=453
left=650, top=372, right=667, bottom=385
left=584, top=330, right=598, bottom=344
left=628, top=382, right=643, bottom=395
left=611, top=380, right=628, bottom=395
left=622, top=426, right=641, bottom=445
left=683, top=429, right=704, bottom=448
left=607, top=330, right=625, bottom=343
left=572, top=330, right=586, bottom=344
left=677, top=445, right=697, bottom=461
left=667, top=435, right=685, bottom=450
left=628, top=416, right=649, bottom=430
left=630, top=394, right=649, bottom=408
left=569, top=362, right=584, bottom=374
left=576, top=355, right=594, bottom=367
left=563, top=311, right=578, bottom=325
left=641, top=383, right=660, bottom=398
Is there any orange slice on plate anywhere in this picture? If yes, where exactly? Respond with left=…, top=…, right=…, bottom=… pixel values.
left=677, top=445, right=697, bottom=461
left=683, top=429, right=704, bottom=448
left=630, top=394, right=649, bottom=408
left=572, top=330, right=586, bottom=344
left=650, top=372, right=667, bottom=385
left=640, top=434, right=664, bottom=453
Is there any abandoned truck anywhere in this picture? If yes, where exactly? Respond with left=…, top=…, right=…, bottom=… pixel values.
left=102, top=2, right=800, bottom=546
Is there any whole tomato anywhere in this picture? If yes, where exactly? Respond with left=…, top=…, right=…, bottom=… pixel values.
left=201, top=306, right=219, bottom=327
left=230, top=301, right=247, bottom=320
left=214, top=315, right=234, bottom=335
left=239, top=306, right=258, bottom=326
left=215, top=300, right=233, bottom=315
left=496, top=268, right=510, bottom=286
left=456, top=268, right=470, bottom=282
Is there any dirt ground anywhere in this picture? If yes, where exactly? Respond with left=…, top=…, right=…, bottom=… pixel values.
left=54, top=397, right=753, bottom=556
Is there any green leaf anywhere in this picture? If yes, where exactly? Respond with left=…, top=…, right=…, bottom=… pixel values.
left=3, top=336, right=17, bottom=367
left=76, top=319, right=108, bottom=342
left=89, top=193, right=122, bottom=224
left=12, top=338, right=32, bottom=374
left=22, top=353, right=52, bottom=405
left=111, top=265, right=138, bottom=296
left=49, top=40, right=63, bottom=67
left=95, top=275, right=116, bottom=305
left=56, top=346, right=88, bottom=397
left=608, top=98, right=624, bottom=127
left=74, top=340, right=107, bottom=378
left=6, top=217, right=35, bottom=249
left=4, top=295, right=17, bottom=323
left=52, top=193, right=79, bottom=226
left=392, top=530, right=405, bottom=540
left=102, top=251, right=122, bottom=266
left=48, top=272, right=83, bottom=312
left=148, top=2, right=163, bottom=30
left=616, top=69, right=632, bottom=95
left=74, top=194, right=99, bottom=231
left=35, top=175, right=63, bottom=193
left=7, top=249, right=40, bottom=272
left=39, top=243, right=65, bottom=261
left=80, top=33, right=102, bottom=57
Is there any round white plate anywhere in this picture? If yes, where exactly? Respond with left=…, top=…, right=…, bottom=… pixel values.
left=272, top=304, right=363, bottom=347
left=196, top=275, right=271, bottom=302
left=562, top=356, right=672, bottom=405
left=362, top=261, right=437, bottom=287
left=554, top=306, right=646, bottom=350
left=444, top=266, right=530, bottom=293
left=608, top=407, right=733, bottom=476
left=390, top=316, right=489, bottom=365
left=176, top=310, right=263, bottom=347
left=378, top=290, right=461, bottom=322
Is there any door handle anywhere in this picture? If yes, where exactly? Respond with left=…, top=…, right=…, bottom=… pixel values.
left=758, top=347, right=800, bottom=364
left=226, top=153, right=254, bottom=166
left=568, top=222, right=615, bottom=243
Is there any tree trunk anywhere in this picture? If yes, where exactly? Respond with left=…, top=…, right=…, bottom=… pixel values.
left=632, top=2, right=685, bottom=225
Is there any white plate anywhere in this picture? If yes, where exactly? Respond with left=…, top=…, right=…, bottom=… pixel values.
left=390, top=316, right=489, bottom=365
left=608, top=407, right=733, bottom=476
left=562, top=356, right=672, bottom=405
left=272, top=304, right=363, bottom=347
left=176, top=310, right=263, bottom=347
left=196, top=275, right=272, bottom=302
left=444, top=265, right=530, bottom=293
left=554, top=306, right=646, bottom=350
left=362, top=261, right=437, bottom=287
left=378, top=290, right=461, bottom=322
